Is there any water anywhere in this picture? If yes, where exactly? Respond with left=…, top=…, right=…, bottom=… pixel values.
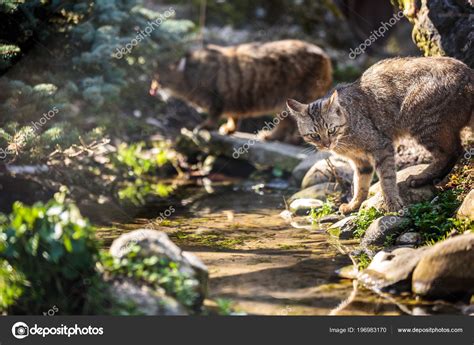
left=96, top=181, right=467, bottom=315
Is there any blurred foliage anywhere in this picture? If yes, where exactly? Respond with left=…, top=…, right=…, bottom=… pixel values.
left=0, top=0, right=195, bottom=164
left=0, top=189, right=108, bottom=314
left=110, top=141, right=176, bottom=205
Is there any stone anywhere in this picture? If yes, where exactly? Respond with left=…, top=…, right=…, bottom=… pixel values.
left=110, top=229, right=208, bottom=306
left=289, top=198, right=324, bottom=215
left=180, top=128, right=310, bottom=172
left=457, top=189, right=474, bottom=221
left=361, top=216, right=407, bottom=247
left=393, top=0, right=473, bottom=68
left=288, top=182, right=341, bottom=203
left=412, top=233, right=474, bottom=300
left=318, top=214, right=344, bottom=224
left=301, top=155, right=353, bottom=189
left=328, top=215, right=357, bottom=239
left=358, top=247, right=428, bottom=292
left=336, top=265, right=359, bottom=280
left=290, top=151, right=331, bottom=186
left=361, top=164, right=436, bottom=211
left=108, top=278, right=188, bottom=315
left=396, top=232, right=421, bottom=246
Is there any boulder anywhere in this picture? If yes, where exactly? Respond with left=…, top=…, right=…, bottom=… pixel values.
left=457, top=189, right=474, bottom=221
left=328, top=215, right=357, bottom=239
left=289, top=198, right=324, bottom=215
left=288, top=182, right=341, bottom=203
left=361, top=164, right=436, bottom=211
left=359, top=247, right=428, bottom=292
left=290, top=151, right=331, bottom=186
left=361, top=216, right=407, bottom=247
left=301, top=155, right=353, bottom=189
left=110, top=229, right=208, bottom=306
left=396, top=231, right=421, bottom=246
left=393, top=0, right=474, bottom=68
left=180, top=129, right=310, bottom=172
left=412, top=233, right=474, bottom=300
left=108, top=278, right=188, bottom=315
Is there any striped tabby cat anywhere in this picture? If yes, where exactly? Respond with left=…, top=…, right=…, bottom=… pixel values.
left=154, top=40, right=332, bottom=143
left=287, top=57, right=473, bottom=213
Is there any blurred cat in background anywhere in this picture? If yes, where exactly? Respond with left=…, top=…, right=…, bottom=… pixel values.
left=152, top=39, right=332, bottom=143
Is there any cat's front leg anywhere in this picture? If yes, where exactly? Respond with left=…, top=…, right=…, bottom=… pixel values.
left=339, top=159, right=374, bottom=214
left=373, top=143, right=403, bottom=212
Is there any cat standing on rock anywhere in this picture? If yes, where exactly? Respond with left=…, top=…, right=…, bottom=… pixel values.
left=287, top=57, right=473, bottom=213
left=152, top=39, right=332, bottom=144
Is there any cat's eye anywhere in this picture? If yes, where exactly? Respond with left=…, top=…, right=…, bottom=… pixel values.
left=328, top=127, right=336, bottom=135
left=310, top=133, right=321, bottom=141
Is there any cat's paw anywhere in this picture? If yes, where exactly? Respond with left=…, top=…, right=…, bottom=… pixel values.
left=218, top=123, right=236, bottom=135
left=339, top=203, right=358, bottom=214
left=405, top=174, right=429, bottom=188
left=385, top=196, right=404, bottom=212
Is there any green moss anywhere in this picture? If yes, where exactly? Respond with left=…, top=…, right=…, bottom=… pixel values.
left=172, top=230, right=253, bottom=250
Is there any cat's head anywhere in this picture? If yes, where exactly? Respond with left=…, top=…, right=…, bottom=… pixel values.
left=287, top=90, right=348, bottom=151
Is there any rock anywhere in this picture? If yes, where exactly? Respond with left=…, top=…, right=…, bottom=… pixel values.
left=318, top=214, right=344, bottom=224
left=412, top=233, right=474, bottom=300
left=336, top=265, right=359, bottom=280
left=396, top=232, right=421, bottom=246
left=279, top=209, right=293, bottom=221
left=180, top=128, right=310, bottom=172
left=361, top=216, right=407, bottom=247
left=328, top=215, right=357, bottom=239
left=289, top=198, right=324, bottom=215
left=361, top=164, right=436, bottom=211
left=108, top=278, right=188, bottom=315
left=393, top=0, right=474, bottom=68
left=290, top=151, right=331, bottom=186
left=110, top=229, right=208, bottom=306
left=301, top=155, right=353, bottom=189
left=289, top=182, right=341, bottom=203
left=359, top=247, right=428, bottom=292
left=457, top=189, right=474, bottom=221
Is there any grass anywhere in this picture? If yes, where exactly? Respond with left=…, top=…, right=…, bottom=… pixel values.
left=215, top=298, right=234, bottom=315
left=353, top=207, right=385, bottom=238
left=355, top=252, right=371, bottom=270
left=403, top=189, right=473, bottom=246
left=309, top=201, right=334, bottom=224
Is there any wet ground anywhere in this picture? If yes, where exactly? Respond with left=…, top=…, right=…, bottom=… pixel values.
left=96, top=181, right=468, bottom=315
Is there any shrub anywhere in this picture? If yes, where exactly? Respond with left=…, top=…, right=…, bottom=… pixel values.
left=101, top=246, right=199, bottom=310
left=0, top=190, right=107, bottom=314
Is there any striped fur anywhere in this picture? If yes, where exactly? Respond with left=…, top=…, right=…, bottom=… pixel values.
left=288, top=56, right=474, bottom=213
left=157, top=40, right=332, bottom=142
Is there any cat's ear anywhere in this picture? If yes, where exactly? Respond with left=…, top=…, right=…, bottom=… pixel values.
left=327, top=90, right=339, bottom=109
left=286, top=99, right=308, bottom=116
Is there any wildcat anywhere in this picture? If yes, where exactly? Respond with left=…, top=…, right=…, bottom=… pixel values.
left=287, top=56, right=473, bottom=213
left=152, top=39, right=332, bottom=143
